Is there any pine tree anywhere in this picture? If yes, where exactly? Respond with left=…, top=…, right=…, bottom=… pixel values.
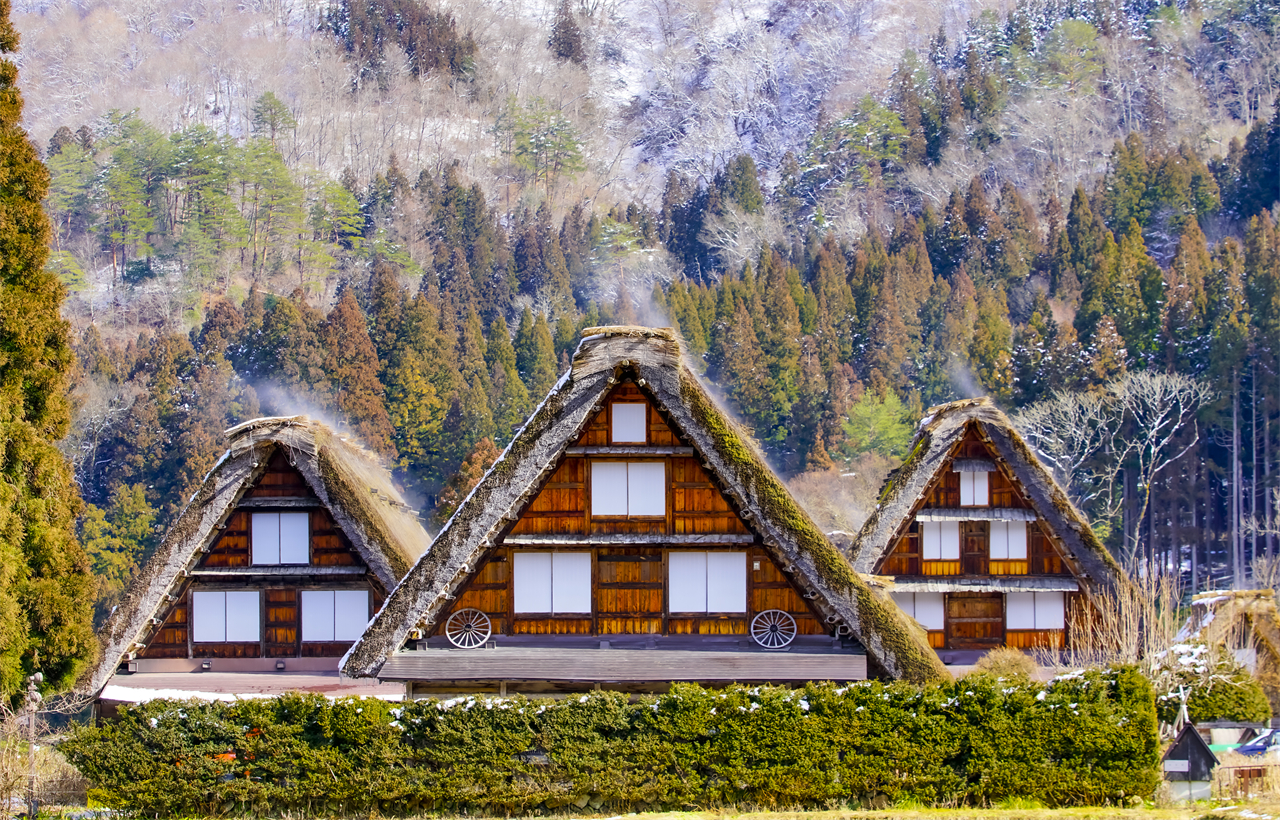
left=527, top=313, right=559, bottom=399
left=385, top=293, right=452, bottom=492
left=0, top=0, right=95, bottom=695
left=434, top=437, right=501, bottom=526
left=547, top=0, right=586, bottom=65
left=322, top=289, right=398, bottom=460
left=486, top=315, right=530, bottom=441
left=969, top=288, right=1013, bottom=400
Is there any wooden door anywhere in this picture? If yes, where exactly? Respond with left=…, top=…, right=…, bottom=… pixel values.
left=945, top=592, right=1004, bottom=649
left=962, top=521, right=989, bottom=575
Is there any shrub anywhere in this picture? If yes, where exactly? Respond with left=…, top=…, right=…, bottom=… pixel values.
left=971, top=646, right=1037, bottom=679
left=1152, top=644, right=1272, bottom=725
left=62, top=669, right=1160, bottom=816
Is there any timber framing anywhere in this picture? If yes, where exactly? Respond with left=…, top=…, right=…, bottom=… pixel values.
left=81, top=417, right=431, bottom=697
left=848, top=397, right=1124, bottom=651
left=344, top=327, right=947, bottom=684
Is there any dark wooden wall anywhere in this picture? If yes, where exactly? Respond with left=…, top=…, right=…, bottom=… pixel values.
left=138, top=448, right=384, bottom=660
left=440, top=385, right=827, bottom=640
left=437, top=545, right=827, bottom=638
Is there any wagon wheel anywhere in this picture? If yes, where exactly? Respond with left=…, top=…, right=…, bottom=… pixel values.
left=751, top=609, right=797, bottom=649
left=445, top=608, right=492, bottom=649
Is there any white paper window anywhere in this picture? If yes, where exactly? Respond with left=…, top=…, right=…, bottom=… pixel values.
left=591, top=462, right=666, bottom=517
left=192, top=590, right=227, bottom=643
left=1035, top=591, right=1065, bottom=629
left=915, top=593, right=945, bottom=630
left=611, top=403, right=647, bottom=443
left=251, top=513, right=279, bottom=565
left=280, top=513, right=310, bottom=564
left=668, top=551, right=747, bottom=613
left=668, top=552, right=707, bottom=612
left=302, top=590, right=370, bottom=642
left=920, top=521, right=961, bottom=560
left=890, top=593, right=943, bottom=630
left=514, top=552, right=553, bottom=612
left=513, top=552, right=592, bottom=613
left=551, top=553, right=593, bottom=613
left=1007, top=592, right=1036, bottom=629
left=990, top=521, right=1028, bottom=560
left=252, top=512, right=309, bottom=565
left=590, top=462, right=629, bottom=516
left=192, top=590, right=260, bottom=642
left=1007, top=592, right=1064, bottom=630
left=628, top=462, right=666, bottom=516
left=301, top=590, right=336, bottom=642
left=959, top=471, right=989, bottom=506
left=707, top=552, right=747, bottom=612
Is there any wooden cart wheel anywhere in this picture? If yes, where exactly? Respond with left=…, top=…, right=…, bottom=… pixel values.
left=751, top=609, right=797, bottom=648
left=445, top=608, right=491, bottom=649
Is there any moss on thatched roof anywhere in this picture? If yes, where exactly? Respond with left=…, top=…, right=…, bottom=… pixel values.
left=344, top=327, right=947, bottom=684
left=80, top=417, right=430, bottom=697
left=848, top=397, right=1122, bottom=592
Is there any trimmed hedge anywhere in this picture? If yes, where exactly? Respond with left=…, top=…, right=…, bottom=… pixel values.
left=63, top=669, right=1159, bottom=816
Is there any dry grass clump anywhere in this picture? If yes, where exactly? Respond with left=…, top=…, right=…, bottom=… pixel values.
left=971, top=646, right=1037, bottom=679
left=1, top=702, right=90, bottom=810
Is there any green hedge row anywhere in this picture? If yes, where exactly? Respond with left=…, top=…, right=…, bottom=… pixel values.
left=63, top=668, right=1159, bottom=816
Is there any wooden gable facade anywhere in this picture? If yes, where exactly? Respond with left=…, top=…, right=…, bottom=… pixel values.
left=874, top=423, right=1079, bottom=651
left=347, top=328, right=949, bottom=692
left=851, top=398, right=1121, bottom=658
left=84, top=417, right=429, bottom=697
left=434, top=383, right=828, bottom=647
left=140, top=450, right=385, bottom=663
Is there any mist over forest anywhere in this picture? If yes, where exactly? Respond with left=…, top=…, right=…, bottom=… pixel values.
left=11, top=0, right=1280, bottom=626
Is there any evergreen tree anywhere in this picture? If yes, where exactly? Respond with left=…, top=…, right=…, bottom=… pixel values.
left=0, top=0, right=95, bottom=695
left=322, top=289, right=398, bottom=459
left=969, top=288, right=1013, bottom=399
left=526, top=312, right=560, bottom=399
left=547, top=0, right=586, bottom=65
left=79, top=484, right=158, bottom=625
left=434, top=437, right=501, bottom=526
left=486, top=315, right=530, bottom=440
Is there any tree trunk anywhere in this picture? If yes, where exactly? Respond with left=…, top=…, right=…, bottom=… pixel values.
left=1234, top=369, right=1244, bottom=587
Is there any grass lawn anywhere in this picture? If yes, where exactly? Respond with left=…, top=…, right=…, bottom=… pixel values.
left=566, top=804, right=1280, bottom=820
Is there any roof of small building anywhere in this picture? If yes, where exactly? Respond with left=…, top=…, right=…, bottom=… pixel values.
left=847, top=397, right=1122, bottom=590
left=81, top=417, right=431, bottom=697
left=343, top=326, right=948, bottom=684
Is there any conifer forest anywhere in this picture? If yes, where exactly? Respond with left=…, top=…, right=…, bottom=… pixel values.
left=0, top=0, right=1278, bottom=692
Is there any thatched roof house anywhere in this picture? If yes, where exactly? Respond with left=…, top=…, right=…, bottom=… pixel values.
left=848, top=398, right=1122, bottom=655
left=82, top=417, right=430, bottom=700
left=1180, top=589, right=1280, bottom=713
left=344, top=327, right=946, bottom=693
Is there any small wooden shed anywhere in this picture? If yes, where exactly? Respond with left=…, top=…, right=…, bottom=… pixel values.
left=1163, top=723, right=1219, bottom=801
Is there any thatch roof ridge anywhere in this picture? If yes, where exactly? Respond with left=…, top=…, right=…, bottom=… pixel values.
left=80, top=417, right=430, bottom=697
left=848, top=398, right=1122, bottom=590
left=343, top=330, right=947, bottom=683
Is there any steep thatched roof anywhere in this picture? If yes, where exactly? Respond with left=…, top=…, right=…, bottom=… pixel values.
left=1180, top=589, right=1280, bottom=713
left=344, top=327, right=948, bottom=683
left=849, top=397, right=1122, bottom=591
left=81, top=417, right=431, bottom=696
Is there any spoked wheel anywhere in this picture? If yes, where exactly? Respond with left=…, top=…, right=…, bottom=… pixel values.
left=445, top=608, right=492, bottom=649
left=751, top=609, right=797, bottom=649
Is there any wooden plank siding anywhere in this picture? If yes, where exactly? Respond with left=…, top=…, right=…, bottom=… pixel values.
left=434, top=386, right=830, bottom=642
left=135, top=450, right=384, bottom=661
left=244, top=450, right=317, bottom=498
left=877, top=424, right=1080, bottom=651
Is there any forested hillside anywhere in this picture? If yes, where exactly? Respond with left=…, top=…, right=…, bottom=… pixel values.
left=11, top=0, right=1279, bottom=623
